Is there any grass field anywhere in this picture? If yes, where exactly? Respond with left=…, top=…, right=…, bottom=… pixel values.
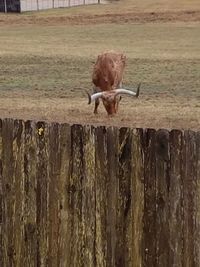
left=0, top=0, right=200, bottom=129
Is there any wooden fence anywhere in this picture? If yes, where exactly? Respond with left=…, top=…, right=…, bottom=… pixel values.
left=0, top=118, right=199, bottom=267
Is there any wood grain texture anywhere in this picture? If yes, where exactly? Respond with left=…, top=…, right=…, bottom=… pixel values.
left=69, top=124, right=84, bottom=267
left=0, top=119, right=3, bottom=267
left=168, top=130, right=183, bottom=266
left=106, top=126, right=118, bottom=267
left=195, top=131, right=200, bottom=265
left=155, top=129, right=170, bottom=267
left=143, top=128, right=157, bottom=267
left=95, top=126, right=108, bottom=267
left=131, top=128, right=144, bottom=267
left=58, top=123, right=71, bottom=267
left=1, top=119, right=25, bottom=267
left=36, top=121, right=49, bottom=267
left=48, top=122, right=61, bottom=266
left=182, top=130, right=197, bottom=267
left=0, top=120, right=199, bottom=267
left=116, top=127, right=132, bottom=267
left=82, top=125, right=96, bottom=266
left=24, top=121, right=37, bottom=267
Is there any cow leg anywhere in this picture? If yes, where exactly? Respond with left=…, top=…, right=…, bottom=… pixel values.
left=117, top=82, right=123, bottom=109
left=93, top=86, right=100, bottom=114
left=115, top=96, right=122, bottom=112
left=94, top=99, right=100, bottom=114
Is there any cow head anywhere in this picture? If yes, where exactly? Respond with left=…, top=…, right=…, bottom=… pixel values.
left=101, top=94, right=121, bottom=115
left=86, top=83, right=141, bottom=115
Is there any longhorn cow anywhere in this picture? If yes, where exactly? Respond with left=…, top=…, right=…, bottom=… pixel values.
left=86, top=52, right=141, bottom=115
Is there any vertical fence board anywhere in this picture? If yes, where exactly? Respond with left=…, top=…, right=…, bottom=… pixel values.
left=131, top=128, right=144, bottom=267
left=1, top=119, right=25, bottom=267
left=82, top=125, right=96, bottom=266
left=168, top=130, right=183, bottom=266
left=116, top=127, right=132, bottom=267
left=95, top=126, right=108, bottom=267
left=155, top=129, right=170, bottom=266
left=182, top=130, right=197, bottom=267
left=0, top=119, right=3, bottom=267
left=195, top=132, right=200, bottom=264
left=106, top=127, right=118, bottom=267
left=12, top=120, right=25, bottom=267
left=143, top=129, right=156, bottom=267
left=0, top=119, right=2, bottom=266
left=48, top=123, right=61, bottom=267
left=24, top=121, right=37, bottom=267
left=1, top=119, right=14, bottom=266
left=69, top=124, right=84, bottom=266
left=58, top=123, right=71, bottom=266
left=36, top=122, right=49, bottom=267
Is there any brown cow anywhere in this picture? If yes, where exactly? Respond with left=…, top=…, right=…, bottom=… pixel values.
left=86, top=51, right=141, bottom=115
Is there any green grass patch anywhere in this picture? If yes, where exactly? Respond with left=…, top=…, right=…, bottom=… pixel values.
left=0, top=22, right=200, bottom=99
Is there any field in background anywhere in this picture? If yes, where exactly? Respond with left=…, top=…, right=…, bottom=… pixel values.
left=0, top=0, right=200, bottom=130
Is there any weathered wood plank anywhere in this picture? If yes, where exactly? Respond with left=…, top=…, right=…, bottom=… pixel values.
left=106, top=126, right=118, bottom=267
left=48, top=122, right=61, bottom=267
left=143, top=128, right=156, bottom=267
left=68, top=124, right=84, bottom=266
left=195, top=131, right=200, bottom=265
left=182, top=130, right=197, bottom=267
left=58, top=123, right=71, bottom=266
left=155, top=129, right=170, bottom=266
left=1, top=118, right=14, bottom=267
left=115, top=127, right=132, bottom=267
left=95, top=126, right=108, bottom=267
left=131, top=128, right=144, bottom=267
left=36, top=121, right=49, bottom=267
left=82, top=125, right=96, bottom=266
left=23, top=121, right=37, bottom=267
left=1, top=119, right=25, bottom=267
left=13, top=120, right=25, bottom=267
left=0, top=119, right=3, bottom=267
left=168, top=130, right=183, bottom=266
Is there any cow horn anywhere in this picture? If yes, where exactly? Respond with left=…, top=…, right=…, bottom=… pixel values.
left=86, top=90, right=92, bottom=104
left=113, top=83, right=141, bottom=97
left=86, top=90, right=104, bottom=104
left=136, top=83, right=141, bottom=97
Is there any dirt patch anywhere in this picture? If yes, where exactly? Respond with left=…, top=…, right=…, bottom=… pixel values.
left=0, top=10, right=200, bottom=26
left=0, top=89, right=199, bottom=130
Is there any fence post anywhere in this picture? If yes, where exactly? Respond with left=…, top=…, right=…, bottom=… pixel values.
left=4, top=0, right=7, bottom=12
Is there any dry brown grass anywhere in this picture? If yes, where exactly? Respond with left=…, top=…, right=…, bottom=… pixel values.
left=0, top=0, right=200, bottom=25
left=0, top=92, right=199, bottom=130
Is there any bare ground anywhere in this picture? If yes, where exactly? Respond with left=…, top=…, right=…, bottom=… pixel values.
left=1, top=10, right=200, bottom=26
left=0, top=88, right=199, bottom=130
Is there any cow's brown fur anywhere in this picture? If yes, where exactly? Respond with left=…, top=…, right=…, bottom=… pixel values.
left=92, top=52, right=126, bottom=114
